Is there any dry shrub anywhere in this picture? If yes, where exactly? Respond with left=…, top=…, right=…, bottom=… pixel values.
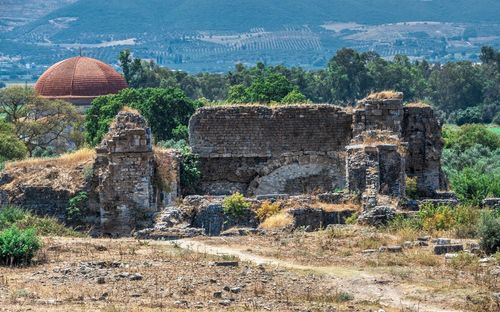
left=260, top=212, right=293, bottom=230
left=256, top=201, right=282, bottom=221
left=365, top=90, right=403, bottom=100
left=5, top=148, right=95, bottom=170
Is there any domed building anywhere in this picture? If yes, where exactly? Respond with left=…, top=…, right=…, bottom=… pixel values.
left=35, top=56, right=128, bottom=107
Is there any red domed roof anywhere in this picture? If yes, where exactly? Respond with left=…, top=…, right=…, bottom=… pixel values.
left=35, top=56, right=128, bottom=102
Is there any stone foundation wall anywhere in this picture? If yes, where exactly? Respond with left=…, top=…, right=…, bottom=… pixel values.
left=189, top=105, right=352, bottom=195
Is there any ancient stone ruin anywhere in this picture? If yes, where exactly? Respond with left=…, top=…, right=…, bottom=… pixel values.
left=189, top=94, right=447, bottom=198
left=0, top=93, right=453, bottom=235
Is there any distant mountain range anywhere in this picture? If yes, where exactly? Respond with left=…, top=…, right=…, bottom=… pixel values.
left=1, top=0, right=499, bottom=79
left=11, top=0, right=500, bottom=39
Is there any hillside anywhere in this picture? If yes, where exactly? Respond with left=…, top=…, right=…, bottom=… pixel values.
left=14, top=0, right=500, bottom=40
left=1, top=0, right=500, bottom=77
left=0, top=0, right=76, bottom=32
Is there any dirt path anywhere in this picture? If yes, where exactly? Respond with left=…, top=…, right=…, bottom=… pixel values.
left=166, top=238, right=459, bottom=312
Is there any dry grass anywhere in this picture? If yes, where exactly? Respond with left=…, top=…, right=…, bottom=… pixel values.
left=406, top=102, right=431, bottom=108
left=312, top=201, right=359, bottom=212
left=5, top=148, right=95, bottom=170
left=365, top=91, right=403, bottom=100
left=1, top=148, right=95, bottom=193
left=120, top=106, right=141, bottom=114
left=1, top=236, right=376, bottom=311
left=259, top=211, right=293, bottom=229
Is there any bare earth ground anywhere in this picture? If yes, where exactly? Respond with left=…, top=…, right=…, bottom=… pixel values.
left=0, top=227, right=498, bottom=311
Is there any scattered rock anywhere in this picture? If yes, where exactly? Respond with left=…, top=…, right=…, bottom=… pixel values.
left=434, top=244, right=464, bottom=255
left=362, top=249, right=377, bottom=254
left=213, top=291, right=222, bottom=298
left=129, top=273, right=143, bottom=281
left=379, top=246, right=402, bottom=253
left=174, top=300, right=189, bottom=307
left=402, top=241, right=413, bottom=248
left=444, top=253, right=459, bottom=260
left=99, top=292, right=109, bottom=301
left=96, top=277, right=106, bottom=284
left=94, top=245, right=108, bottom=251
left=413, top=241, right=428, bottom=247
left=417, top=236, right=431, bottom=242
left=432, top=238, right=451, bottom=245
left=230, top=287, right=241, bottom=293
left=213, top=261, right=239, bottom=267
left=482, top=198, right=500, bottom=209
left=219, top=299, right=231, bottom=306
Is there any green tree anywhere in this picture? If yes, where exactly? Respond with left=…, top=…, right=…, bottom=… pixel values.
left=0, top=86, right=34, bottom=123
left=245, top=72, right=293, bottom=103
left=85, top=88, right=200, bottom=145
left=281, top=89, right=308, bottom=104
left=0, top=121, right=28, bottom=166
left=14, top=98, right=83, bottom=156
left=327, top=48, right=370, bottom=103
left=428, top=62, right=483, bottom=113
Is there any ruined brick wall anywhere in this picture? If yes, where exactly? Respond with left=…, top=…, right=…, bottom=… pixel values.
left=190, top=105, right=352, bottom=157
left=353, top=95, right=404, bottom=136
left=189, top=105, right=353, bottom=195
left=402, top=105, right=448, bottom=197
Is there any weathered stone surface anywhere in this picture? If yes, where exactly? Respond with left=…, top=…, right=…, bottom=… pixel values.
left=402, top=105, right=448, bottom=197
left=317, top=192, right=345, bottom=204
left=358, top=206, right=396, bottom=226
left=191, top=202, right=258, bottom=236
left=288, top=207, right=354, bottom=230
left=91, top=110, right=173, bottom=236
left=190, top=105, right=352, bottom=157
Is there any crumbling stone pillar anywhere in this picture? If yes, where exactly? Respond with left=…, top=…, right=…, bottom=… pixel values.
left=94, top=110, right=156, bottom=235
left=402, top=105, right=448, bottom=197
left=346, top=142, right=405, bottom=209
left=353, top=93, right=404, bottom=136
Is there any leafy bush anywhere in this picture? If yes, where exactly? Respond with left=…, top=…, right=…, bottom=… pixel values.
left=222, top=192, right=250, bottom=218
left=0, top=225, right=40, bottom=266
left=387, top=204, right=480, bottom=238
left=449, top=167, right=500, bottom=206
left=0, top=206, right=27, bottom=230
left=67, top=192, right=88, bottom=223
left=442, top=124, right=500, bottom=205
left=479, top=209, right=500, bottom=254
left=159, top=139, right=201, bottom=195
left=256, top=201, right=281, bottom=221
left=442, top=124, right=500, bottom=151
left=405, top=176, right=418, bottom=200
left=0, top=206, right=82, bottom=237
left=345, top=212, right=359, bottom=225
left=281, top=89, right=308, bottom=104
